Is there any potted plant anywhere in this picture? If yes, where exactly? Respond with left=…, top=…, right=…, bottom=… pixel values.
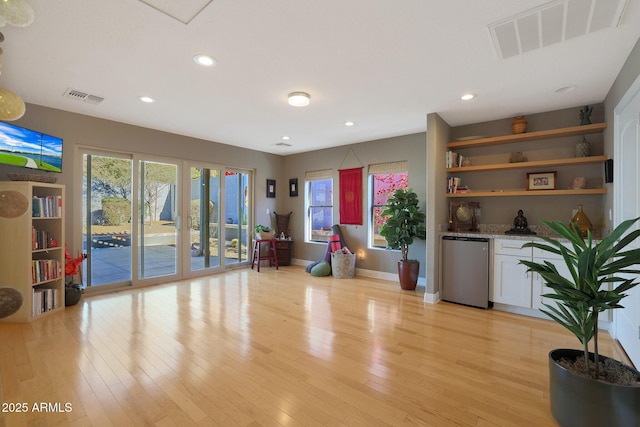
left=64, top=245, right=87, bottom=306
left=254, top=224, right=274, bottom=240
left=520, top=218, right=640, bottom=426
left=379, top=188, right=426, bottom=290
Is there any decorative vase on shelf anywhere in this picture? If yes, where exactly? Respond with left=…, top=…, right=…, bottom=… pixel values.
left=571, top=204, right=593, bottom=237
left=509, top=151, right=526, bottom=163
left=512, top=115, right=527, bottom=134
left=575, top=136, right=591, bottom=157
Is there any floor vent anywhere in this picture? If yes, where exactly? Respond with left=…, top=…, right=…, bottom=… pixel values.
left=488, top=0, right=628, bottom=59
left=63, top=88, right=104, bottom=105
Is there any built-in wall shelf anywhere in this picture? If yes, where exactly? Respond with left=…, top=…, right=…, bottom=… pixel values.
left=446, top=155, right=607, bottom=173
left=446, top=188, right=607, bottom=198
left=447, top=122, right=607, bottom=150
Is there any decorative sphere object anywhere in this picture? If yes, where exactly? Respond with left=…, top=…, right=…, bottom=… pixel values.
left=0, top=88, right=26, bottom=121
left=0, top=190, right=29, bottom=218
left=0, top=287, right=23, bottom=319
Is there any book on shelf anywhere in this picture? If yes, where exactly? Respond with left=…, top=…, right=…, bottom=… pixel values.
left=446, top=151, right=465, bottom=168
left=447, top=177, right=461, bottom=193
left=455, top=185, right=471, bottom=193
left=32, top=288, right=58, bottom=316
left=32, top=195, right=62, bottom=218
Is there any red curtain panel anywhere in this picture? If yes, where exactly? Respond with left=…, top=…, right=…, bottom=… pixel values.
left=339, top=167, right=363, bottom=225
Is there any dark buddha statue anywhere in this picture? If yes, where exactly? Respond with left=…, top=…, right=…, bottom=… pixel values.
left=506, top=209, right=536, bottom=235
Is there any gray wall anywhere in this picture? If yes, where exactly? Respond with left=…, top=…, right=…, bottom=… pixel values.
left=281, top=133, right=427, bottom=277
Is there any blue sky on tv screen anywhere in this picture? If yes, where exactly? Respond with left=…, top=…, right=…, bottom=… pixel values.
left=0, top=122, right=62, bottom=157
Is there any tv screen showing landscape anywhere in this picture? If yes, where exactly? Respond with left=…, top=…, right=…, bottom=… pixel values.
left=0, top=122, right=62, bottom=172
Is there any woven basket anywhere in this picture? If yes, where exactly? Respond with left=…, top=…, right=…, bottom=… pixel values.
left=511, top=116, right=527, bottom=134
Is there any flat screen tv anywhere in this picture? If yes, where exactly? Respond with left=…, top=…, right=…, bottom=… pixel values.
left=0, top=121, right=62, bottom=172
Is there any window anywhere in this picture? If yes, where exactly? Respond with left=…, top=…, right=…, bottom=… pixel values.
left=305, top=169, right=333, bottom=242
left=369, top=161, right=408, bottom=248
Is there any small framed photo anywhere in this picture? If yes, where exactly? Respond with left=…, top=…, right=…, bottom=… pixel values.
left=527, top=171, right=557, bottom=190
left=289, top=178, right=298, bottom=197
left=266, top=179, right=276, bottom=198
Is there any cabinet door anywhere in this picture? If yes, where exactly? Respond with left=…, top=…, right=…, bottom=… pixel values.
left=493, top=254, right=532, bottom=307
left=531, top=257, right=572, bottom=311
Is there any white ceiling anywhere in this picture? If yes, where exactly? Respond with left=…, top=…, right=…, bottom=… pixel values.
left=2, top=0, right=640, bottom=155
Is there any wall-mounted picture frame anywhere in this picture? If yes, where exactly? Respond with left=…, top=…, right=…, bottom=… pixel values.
left=266, top=179, right=276, bottom=198
left=526, top=171, right=557, bottom=190
left=289, top=178, right=298, bottom=197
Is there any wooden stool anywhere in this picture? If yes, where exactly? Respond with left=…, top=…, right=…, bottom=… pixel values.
left=251, top=239, right=279, bottom=272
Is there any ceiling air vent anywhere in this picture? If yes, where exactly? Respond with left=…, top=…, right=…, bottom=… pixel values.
left=488, top=0, right=628, bottom=59
left=275, top=142, right=292, bottom=147
left=63, top=88, right=104, bottom=105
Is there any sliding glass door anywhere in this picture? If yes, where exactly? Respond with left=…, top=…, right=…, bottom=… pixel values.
left=186, top=165, right=221, bottom=273
left=82, top=153, right=133, bottom=288
left=224, top=170, right=250, bottom=265
left=138, top=159, right=178, bottom=279
left=81, top=152, right=252, bottom=290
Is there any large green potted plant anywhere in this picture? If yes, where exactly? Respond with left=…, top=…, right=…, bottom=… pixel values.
left=379, top=188, right=426, bottom=290
left=520, top=218, right=640, bottom=427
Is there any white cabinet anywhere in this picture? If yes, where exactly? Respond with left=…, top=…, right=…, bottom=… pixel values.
left=492, top=239, right=532, bottom=307
left=0, top=182, right=65, bottom=322
left=531, top=247, right=572, bottom=311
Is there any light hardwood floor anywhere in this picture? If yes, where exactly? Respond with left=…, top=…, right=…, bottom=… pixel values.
left=0, top=266, right=630, bottom=426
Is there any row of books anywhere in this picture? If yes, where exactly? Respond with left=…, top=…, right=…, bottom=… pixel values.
left=446, top=177, right=471, bottom=193
left=445, top=151, right=466, bottom=168
left=33, top=288, right=58, bottom=317
left=32, top=195, right=62, bottom=218
left=32, top=259, right=62, bottom=284
left=32, top=226, right=57, bottom=250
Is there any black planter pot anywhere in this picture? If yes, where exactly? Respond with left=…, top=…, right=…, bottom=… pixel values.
left=549, top=348, right=640, bottom=427
left=64, top=284, right=82, bottom=306
left=397, top=260, right=419, bottom=290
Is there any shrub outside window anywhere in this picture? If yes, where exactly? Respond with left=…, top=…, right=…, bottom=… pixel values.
left=370, top=162, right=408, bottom=248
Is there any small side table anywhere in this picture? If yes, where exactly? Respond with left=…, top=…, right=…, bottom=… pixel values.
left=275, top=239, right=293, bottom=266
left=251, top=239, right=279, bottom=272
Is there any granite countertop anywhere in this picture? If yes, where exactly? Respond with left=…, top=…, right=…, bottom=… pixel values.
left=439, top=223, right=601, bottom=241
left=439, top=223, right=565, bottom=241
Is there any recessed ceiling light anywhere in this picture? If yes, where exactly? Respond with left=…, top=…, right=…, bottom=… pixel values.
left=344, top=121, right=355, bottom=126
left=282, top=136, right=290, bottom=140
left=193, top=54, right=217, bottom=67
left=139, top=96, right=155, bottom=103
left=288, top=92, right=310, bottom=107
left=461, top=93, right=475, bottom=101
left=554, top=85, right=577, bottom=93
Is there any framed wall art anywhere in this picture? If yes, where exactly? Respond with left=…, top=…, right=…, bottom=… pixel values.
left=289, top=178, right=298, bottom=197
left=526, top=171, right=557, bottom=190
left=266, top=179, right=276, bottom=198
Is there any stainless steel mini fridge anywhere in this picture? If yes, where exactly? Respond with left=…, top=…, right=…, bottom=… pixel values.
left=441, top=236, right=490, bottom=309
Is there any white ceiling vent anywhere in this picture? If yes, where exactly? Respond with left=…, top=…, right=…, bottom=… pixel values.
left=275, top=142, right=292, bottom=147
left=63, top=88, right=104, bottom=105
left=489, top=0, right=628, bottom=59
left=138, top=0, right=213, bottom=25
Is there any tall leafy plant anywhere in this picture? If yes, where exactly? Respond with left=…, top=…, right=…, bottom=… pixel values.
left=520, top=217, right=640, bottom=377
left=379, top=188, right=426, bottom=261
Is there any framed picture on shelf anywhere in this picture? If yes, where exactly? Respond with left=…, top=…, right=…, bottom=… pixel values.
left=526, top=171, right=557, bottom=191
left=289, top=178, right=298, bottom=197
left=266, top=179, right=276, bottom=198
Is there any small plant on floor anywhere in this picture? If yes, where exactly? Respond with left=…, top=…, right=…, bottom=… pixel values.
left=65, top=244, right=88, bottom=287
left=520, top=217, right=640, bottom=378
